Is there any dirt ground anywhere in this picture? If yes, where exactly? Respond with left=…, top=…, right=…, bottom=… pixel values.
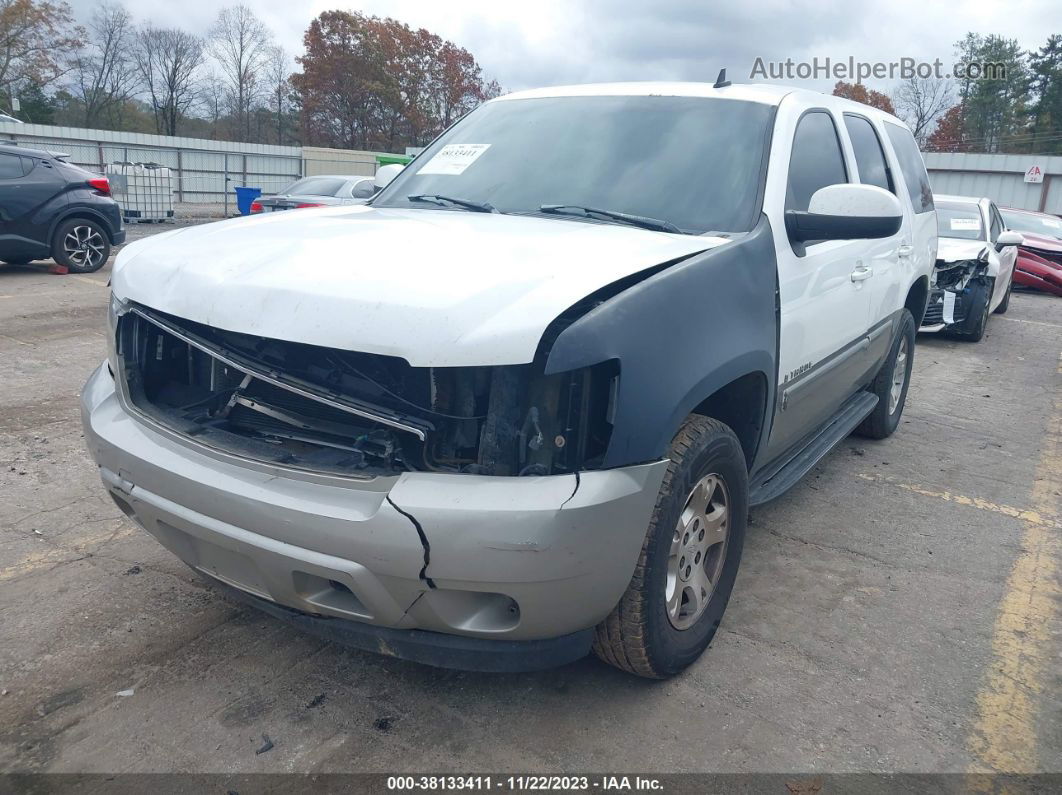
left=1, top=227, right=1061, bottom=778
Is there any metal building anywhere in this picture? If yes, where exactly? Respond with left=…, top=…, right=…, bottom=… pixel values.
left=923, top=153, right=1062, bottom=215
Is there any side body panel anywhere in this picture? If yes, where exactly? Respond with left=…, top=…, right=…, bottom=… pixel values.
left=544, top=215, right=779, bottom=470
left=760, top=97, right=894, bottom=462
left=987, top=201, right=1017, bottom=311
left=0, top=154, right=64, bottom=259
left=869, top=119, right=936, bottom=327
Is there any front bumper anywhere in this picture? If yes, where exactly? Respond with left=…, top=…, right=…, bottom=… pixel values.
left=81, top=363, right=667, bottom=667
left=919, top=286, right=970, bottom=332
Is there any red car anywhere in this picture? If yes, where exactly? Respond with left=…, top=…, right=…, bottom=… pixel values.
left=1000, top=207, right=1062, bottom=297
left=1011, top=232, right=1062, bottom=297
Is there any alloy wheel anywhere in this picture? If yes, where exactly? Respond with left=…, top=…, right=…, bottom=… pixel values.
left=889, top=335, right=909, bottom=414
left=666, top=473, right=730, bottom=630
left=64, top=225, right=106, bottom=270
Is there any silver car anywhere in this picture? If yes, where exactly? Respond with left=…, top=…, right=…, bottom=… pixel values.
left=251, top=174, right=375, bottom=213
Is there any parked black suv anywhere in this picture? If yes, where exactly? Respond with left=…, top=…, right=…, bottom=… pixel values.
left=0, top=143, right=125, bottom=272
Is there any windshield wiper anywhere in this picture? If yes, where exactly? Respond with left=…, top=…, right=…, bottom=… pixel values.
left=408, top=194, right=498, bottom=213
left=539, top=204, right=681, bottom=234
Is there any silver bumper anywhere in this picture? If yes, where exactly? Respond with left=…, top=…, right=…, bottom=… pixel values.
left=81, top=363, right=667, bottom=642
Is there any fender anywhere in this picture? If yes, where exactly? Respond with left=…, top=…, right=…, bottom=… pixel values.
left=47, top=203, right=121, bottom=245
left=544, top=214, right=779, bottom=469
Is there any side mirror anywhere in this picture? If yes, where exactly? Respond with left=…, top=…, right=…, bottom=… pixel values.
left=351, top=179, right=375, bottom=199
left=995, top=230, right=1023, bottom=250
left=374, top=163, right=404, bottom=191
left=785, top=184, right=903, bottom=243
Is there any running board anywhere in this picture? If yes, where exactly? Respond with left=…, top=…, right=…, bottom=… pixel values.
left=749, top=391, right=878, bottom=506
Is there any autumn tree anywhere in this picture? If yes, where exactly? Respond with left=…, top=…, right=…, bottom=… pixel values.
left=832, top=80, right=895, bottom=114
left=0, top=0, right=80, bottom=115
left=291, top=10, right=500, bottom=151
left=925, top=105, right=968, bottom=152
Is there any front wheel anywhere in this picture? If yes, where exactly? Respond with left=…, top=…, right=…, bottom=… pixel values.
left=592, top=416, right=747, bottom=679
left=51, top=219, right=111, bottom=273
left=952, top=279, right=992, bottom=342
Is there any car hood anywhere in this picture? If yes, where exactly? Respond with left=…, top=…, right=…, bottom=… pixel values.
left=111, top=205, right=723, bottom=366
left=1019, top=231, right=1062, bottom=253
left=937, top=236, right=989, bottom=264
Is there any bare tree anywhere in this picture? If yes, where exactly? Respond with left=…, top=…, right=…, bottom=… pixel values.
left=198, top=70, right=226, bottom=137
left=264, top=45, right=289, bottom=144
left=894, top=77, right=955, bottom=146
left=68, top=1, right=138, bottom=127
left=134, top=26, right=204, bottom=135
left=208, top=5, right=272, bottom=140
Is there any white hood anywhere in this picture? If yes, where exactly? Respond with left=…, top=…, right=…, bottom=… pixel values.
left=937, top=236, right=989, bottom=264
left=111, top=205, right=723, bottom=366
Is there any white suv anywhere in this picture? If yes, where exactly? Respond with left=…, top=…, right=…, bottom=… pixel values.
left=82, top=82, right=936, bottom=678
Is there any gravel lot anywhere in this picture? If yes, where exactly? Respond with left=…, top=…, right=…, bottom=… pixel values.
left=1, top=224, right=1060, bottom=778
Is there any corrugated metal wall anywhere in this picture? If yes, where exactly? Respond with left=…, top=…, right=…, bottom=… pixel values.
left=923, top=153, right=1062, bottom=215
left=0, top=121, right=402, bottom=205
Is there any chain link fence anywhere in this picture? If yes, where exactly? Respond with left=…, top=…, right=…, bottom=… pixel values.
left=0, top=121, right=405, bottom=219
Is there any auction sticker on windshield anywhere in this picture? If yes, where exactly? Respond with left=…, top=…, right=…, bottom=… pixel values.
left=950, top=218, right=981, bottom=231
left=417, top=144, right=491, bottom=175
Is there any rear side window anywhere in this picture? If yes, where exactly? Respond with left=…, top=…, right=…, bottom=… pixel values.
left=884, top=123, right=933, bottom=214
left=0, top=153, right=26, bottom=179
left=843, top=115, right=892, bottom=193
left=786, top=111, right=848, bottom=212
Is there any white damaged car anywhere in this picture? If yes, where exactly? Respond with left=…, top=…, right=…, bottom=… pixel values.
left=82, top=82, right=935, bottom=677
left=920, top=194, right=1023, bottom=341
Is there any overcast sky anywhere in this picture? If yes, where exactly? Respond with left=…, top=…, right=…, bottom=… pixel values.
left=66, top=0, right=1057, bottom=93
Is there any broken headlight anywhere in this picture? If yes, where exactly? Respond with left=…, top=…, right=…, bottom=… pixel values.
left=114, top=304, right=616, bottom=477
left=428, top=360, right=619, bottom=476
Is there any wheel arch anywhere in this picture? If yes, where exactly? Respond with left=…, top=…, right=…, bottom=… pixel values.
left=904, top=275, right=929, bottom=326
left=48, top=208, right=118, bottom=247
left=688, top=370, right=769, bottom=470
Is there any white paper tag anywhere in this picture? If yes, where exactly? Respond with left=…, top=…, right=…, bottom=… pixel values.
left=417, top=144, right=491, bottom=176
left=949, top=218, right=981, bottom=231
left=942, top=291, right=956, bottom=324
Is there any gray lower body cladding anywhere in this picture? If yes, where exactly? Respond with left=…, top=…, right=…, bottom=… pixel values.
left=81, top=363, right=668, bottom=663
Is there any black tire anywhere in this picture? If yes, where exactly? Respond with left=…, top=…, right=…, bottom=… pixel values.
left=993, top=274, right=1012, bottom=314
left=952, top=279, right=992, bottom=342
left=856, top=308, right=916, bottom=440
left=592, top=416, right=747, bottom=679
left=51, top=218, right=111, bottom=273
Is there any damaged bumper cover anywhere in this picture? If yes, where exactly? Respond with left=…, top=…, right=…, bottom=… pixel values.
left=919, top=255, right=991, bottom=333
left=82, top=363, right=667, bottom=669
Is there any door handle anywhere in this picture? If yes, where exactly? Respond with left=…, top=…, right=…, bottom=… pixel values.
left=897, top=243, right=914, bottom=258
left=851, top=266, right=873, bottom=282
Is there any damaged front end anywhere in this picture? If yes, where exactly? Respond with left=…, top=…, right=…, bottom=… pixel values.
left=920, top=248, right=991, bottom=332
left=113, top=303, right=616, bottom=479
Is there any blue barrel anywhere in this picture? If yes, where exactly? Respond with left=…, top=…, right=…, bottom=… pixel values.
left=234, top=186, right=262, bottom=216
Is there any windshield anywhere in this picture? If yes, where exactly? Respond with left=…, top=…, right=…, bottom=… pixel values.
left=374, top=95, right=774, bottom=235
left=280, top=177, right=345, bottom=196
left=936, top=201, right=985, bottom=241
left=1001, top=209, right=1062, bottom=241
